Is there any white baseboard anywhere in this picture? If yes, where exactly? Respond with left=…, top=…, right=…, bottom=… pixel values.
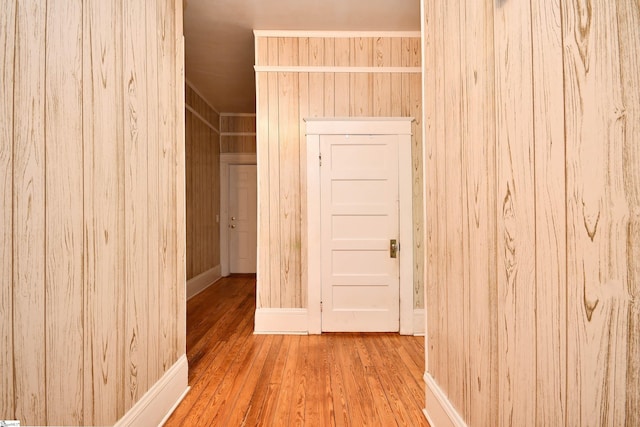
left=254, top=308, right=309, bottom=334
left=115, top=354, right=189, bottom=427
left=413, top=308, right=425, bottom=336
left=187, top=265, right=221, bottom=300
left=423, top=372, right=467, bottom=427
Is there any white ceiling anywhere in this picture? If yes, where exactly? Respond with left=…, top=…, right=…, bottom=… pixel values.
left=183, top=0, right=421, bottom=113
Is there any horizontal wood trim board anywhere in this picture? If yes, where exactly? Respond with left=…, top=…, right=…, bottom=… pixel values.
left=220, top=113, right=256, bottom=117
left=185, top=104, right=220, bottom=134
left=254, top=308, right=309, bottom=335
left=221, top=132, right=257, bottom=136
left=114, top=354, right=189, bottom=427
left=424, top=373, right=468, bottom=427
left=185, top=79, right=220, bottom=115
left=254, top=65, right=422, bottom=74
left=186, top=265, right=222, bottom=300
left=253, top=30, right=421, bottom=38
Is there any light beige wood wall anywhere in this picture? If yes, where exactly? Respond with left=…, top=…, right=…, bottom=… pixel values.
left=185, top=83, right=221, bottom=279
left=0, top=1, right=185, bottom=425
left=423, top=0, right=640, bottom=425
left=255, top=33, right=423, bottom=309
left=220, top=114, right=256, bottom=153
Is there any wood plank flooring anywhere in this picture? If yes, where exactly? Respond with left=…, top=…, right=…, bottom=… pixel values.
left=165, top=275, right=429, bottom=426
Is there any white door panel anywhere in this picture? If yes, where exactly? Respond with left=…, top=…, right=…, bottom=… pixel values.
left=229, top=164, right=257, bottom=273
left=320, top=134, right=399, bottom=332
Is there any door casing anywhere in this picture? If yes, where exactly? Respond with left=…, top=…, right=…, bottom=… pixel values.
left=305, top=118, right=415, bottom=335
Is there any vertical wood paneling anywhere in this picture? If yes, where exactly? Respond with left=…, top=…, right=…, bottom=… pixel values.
left=0, top=0, right=16, bottom=419
left=350, top=38, right=373, bottom=116
left=44, top=0, right=84, bottom=424
left=255, top=34, right=422, bottom=310
left=433, top=0, right=449, bottom=393
left=460, top=0, right=498, bottom=425
left=424, top=0, right=640, bottom=425
left=145, top=0, right=162, bottom=388
left=618, top=2, right=640, bottom=424
left=323, top=38, right=335, bottom=117
left=423, top=0, right=438, bottom=382
left=373, top=37, right=391, bottom=116
left=334, top=38, right=350, bottom=116
left=2, top=1, right=184, bottom=424
left=390, top=39, right=402, bottom=117
left=531, top=0, right=566, bottom=424
left=564, top=1, right=630, bottom=425
left=83, top=0, right=124, bottom=423
left=256, top=38, right=271, bottom=308
left=267, top=38, right=282, bottom=307
left=157, top=0, right=178, bottom=372
left=299, top=39, right=310, bottom=309
left=409, top=40, right=423, bottom=309
left=308, top=38, right=324, bottom=118
left=494, top=0, right=537, bottom=424
left=443, top=0, right=465, bottom=414
left=175, top=0, right=185, bottom=358
left=277, top=38, right=301, bottom=307
left=123, top=0, right=150, bottom=411
left=13, top=2, right=46, bottom=424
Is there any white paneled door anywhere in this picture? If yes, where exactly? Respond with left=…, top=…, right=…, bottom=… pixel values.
left=320, top=134, right=400, bottom=332
left=229, top=164, right=257, bottom=273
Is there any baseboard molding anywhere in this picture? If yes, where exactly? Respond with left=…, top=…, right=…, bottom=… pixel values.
left=413, top=308, right=425, bottom=336
left=115, top=354, right=189, bottom=427
left=187, top=265, right=221, bottom=300
left=254, top=308, right=309, bottom=334
left=423, top=372, right=467, bottom=427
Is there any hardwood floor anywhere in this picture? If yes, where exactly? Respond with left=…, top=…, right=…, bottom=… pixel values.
left=165, top=275, right=429, bottom=426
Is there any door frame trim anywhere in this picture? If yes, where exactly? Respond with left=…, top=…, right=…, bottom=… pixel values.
left=305, top=118, right=415, bottom=334
left=220, top=153, right=257, bottom=276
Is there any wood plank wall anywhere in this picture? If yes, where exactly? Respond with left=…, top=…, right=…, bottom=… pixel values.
left=185, top=82, right=221, bottom=279
left=422, top=0, right=640, bottom=425
left=254, top=33, right=423, bottom=309
left=220, top=114, right=256, bottom=153
left=0, top=1, right=185, bottom=425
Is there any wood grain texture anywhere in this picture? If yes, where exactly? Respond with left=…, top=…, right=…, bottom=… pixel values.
left=267, top=38, right=282, bottom=307
left=617, top=2, right=640, bottom=424
left=13, top=1, right=47, bottom=424
left=460, top=0, right=498, bottom=425
left=423, top=0, right=437, bottom=383
left=442, top=0, right=466, bottom=414
left=255, top=34, right=422, bottom=310
left=83, top=0, right=125, bottom=422
left=256, top=37, right=270, bottom=309
left=157, top=0, right=178, bottom=375
left=277, top=38, right=301, bottom=307
left=220, top=114, right=256, bottom=154
left=494, top=0, right=538, bottom=423
left=145, top=0, right=162, bottom=389
left=564, top=1, right=632, bottom=425
left=423, top=0, right=640, bottom=425
left=0, top=0, right=16, bottom=419
left=165, top=275, right=428, bottom=427
left=44, top=0, right=85, bottom=424
left=531, top=0, right=567, bottom=424
left=1, top=1, right=185, bottom=424
left=175, top=0, right=186, bottom=358
left=123, top=0, right=151, bottom=412
left=185, top=89, right=221, bottom=280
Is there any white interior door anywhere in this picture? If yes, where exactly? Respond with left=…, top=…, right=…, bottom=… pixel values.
left=229, top=164, right=257, bottom=273
left=320, top=134, right=400, bottom=332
